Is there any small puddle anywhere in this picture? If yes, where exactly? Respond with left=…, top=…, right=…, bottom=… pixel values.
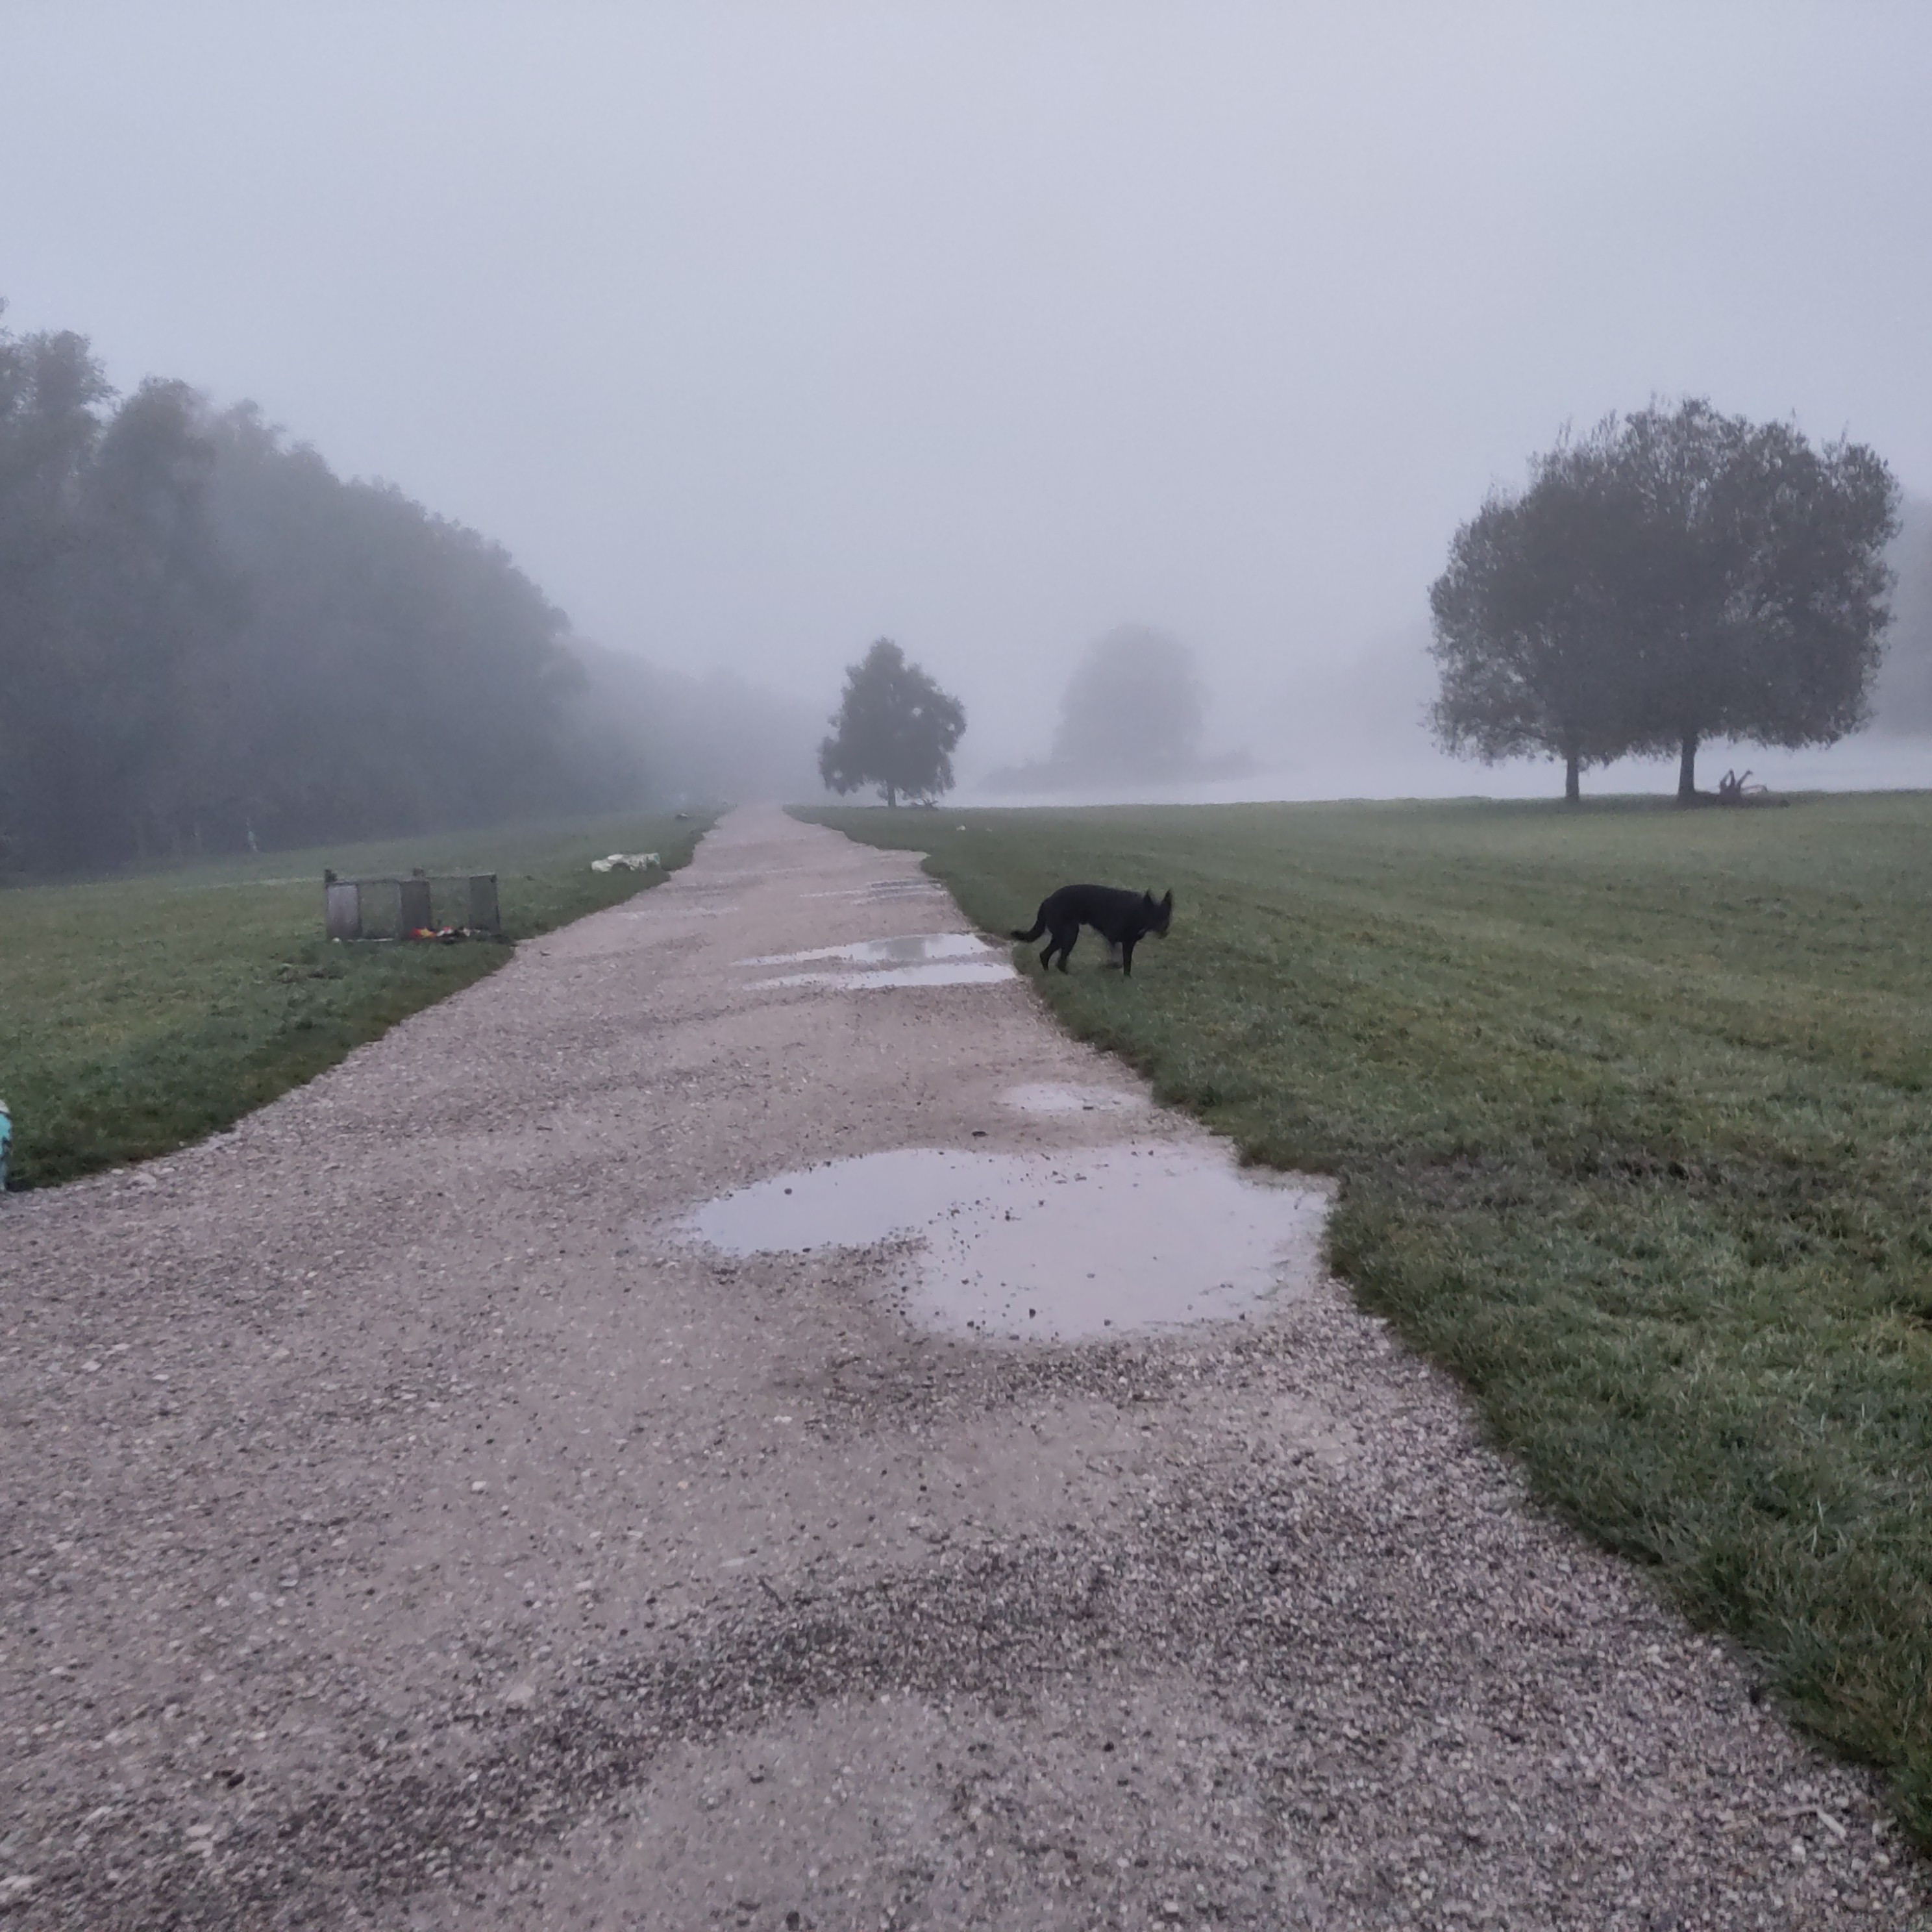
left=739, top=931, right=1016, bottom=991
left=739, top=933, right=993, bottom=968
left=1001, top=1083, right=1147, bottom=1115
left=682, top=1143, right=1328, bottom=1340
left=804, top=880, right=945, bottom=901
left=750, top=963, right=1017, bottom=991
left=705, top=865, right=815, bottom=884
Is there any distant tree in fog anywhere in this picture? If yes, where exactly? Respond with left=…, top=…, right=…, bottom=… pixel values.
left=1431, top=400, right=1898, bottom=801
left=1050, top=625, right=1204, bottom=780
left=981, top=623, right=1252, bottom=795
left=1869, top=497, right=1932, bottom=734
left=818, top=639, right=965, bottom=808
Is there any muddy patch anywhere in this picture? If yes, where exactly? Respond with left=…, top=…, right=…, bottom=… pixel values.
left=1000, top=1082, right=1147, bottom=1115
left=680, top=1143, right=1330, bottom=1340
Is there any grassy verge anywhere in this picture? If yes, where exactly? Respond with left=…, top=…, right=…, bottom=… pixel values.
left=0, top=815, right=708, bottom=1189
left=804, top=793, right=1932, bottom=1842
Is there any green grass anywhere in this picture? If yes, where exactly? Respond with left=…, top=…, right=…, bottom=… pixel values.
left=0, top=815, right=707, bottom=1189
left=804, top=792, right=1932, bottom=1843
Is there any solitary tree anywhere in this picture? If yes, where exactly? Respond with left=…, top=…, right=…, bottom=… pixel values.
left=818, top=638, right=965, bottom=808
left=1430, top=425, right=1645, bottom=801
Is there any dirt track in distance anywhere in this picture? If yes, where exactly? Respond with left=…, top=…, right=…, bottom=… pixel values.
left=2, top=806, right=1923, bottom=1929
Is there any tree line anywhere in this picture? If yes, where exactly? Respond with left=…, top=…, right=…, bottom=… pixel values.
left=1430, top=399, right=1900, bottom=800
left=0, top=306, right=597, bottom=874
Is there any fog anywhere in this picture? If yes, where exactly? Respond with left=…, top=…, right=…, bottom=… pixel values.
left=5, top=4, right=1929, bottom=803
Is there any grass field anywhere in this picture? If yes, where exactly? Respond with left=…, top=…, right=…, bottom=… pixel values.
left=805, top=791, right=1932, bottom=1843
left=0, top=815, right=706, bottom=1190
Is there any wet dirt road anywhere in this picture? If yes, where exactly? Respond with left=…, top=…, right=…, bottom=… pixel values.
left=2, top=807, right=1924, bottom=1929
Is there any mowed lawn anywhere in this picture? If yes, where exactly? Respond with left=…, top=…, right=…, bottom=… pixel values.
left=808, top=792, right=1932, bottom=1842
left=0, top=815, right=706, bottom=1189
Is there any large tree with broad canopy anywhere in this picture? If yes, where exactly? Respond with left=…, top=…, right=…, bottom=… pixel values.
left=1430, top=400, right=1899, bottom=800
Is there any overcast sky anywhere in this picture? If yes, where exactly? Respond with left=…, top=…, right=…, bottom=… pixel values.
left=4, top=3, right=1928, bottom=784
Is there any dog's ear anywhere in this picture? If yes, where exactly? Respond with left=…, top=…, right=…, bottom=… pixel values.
left=1161, top=889, right=1173, bottom=911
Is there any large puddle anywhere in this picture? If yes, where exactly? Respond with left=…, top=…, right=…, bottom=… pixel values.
left=681, top=1143, right=1329, bottom=1340
left=739, top=931, right=1016, bottom=992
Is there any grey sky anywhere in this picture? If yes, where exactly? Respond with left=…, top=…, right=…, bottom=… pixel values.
left=4, top=3, right=1928, bottom=784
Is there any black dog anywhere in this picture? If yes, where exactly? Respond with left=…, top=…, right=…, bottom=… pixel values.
left=1011, top=884, right=1173, bottom=976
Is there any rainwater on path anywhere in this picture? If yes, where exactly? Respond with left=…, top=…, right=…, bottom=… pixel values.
left=682, top=1143, right=1330, bottom=1341
left=739, top=931, right=1017, bottom=992
left=803, top=879, right=946, bottom=902
left=739, top=933, right=993, bottom=967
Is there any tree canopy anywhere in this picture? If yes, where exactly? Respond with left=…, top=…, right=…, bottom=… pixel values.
left=817, top=639, right=965, bottom=808
left=1430, top=428, right=1644, bottom=801
left=1430, top=400, right=1900, bottom=800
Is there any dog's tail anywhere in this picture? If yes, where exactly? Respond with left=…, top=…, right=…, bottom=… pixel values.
left=1010, top=903, right=1048, bottom=943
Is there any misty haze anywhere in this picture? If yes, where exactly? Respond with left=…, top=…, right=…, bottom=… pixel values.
left=5, top=10, right=1932, bottom=1930
left=4, top=6, right=1929, bottom=850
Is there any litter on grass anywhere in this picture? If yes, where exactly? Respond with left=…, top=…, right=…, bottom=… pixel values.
left=323, top=871, right=501, bottom=941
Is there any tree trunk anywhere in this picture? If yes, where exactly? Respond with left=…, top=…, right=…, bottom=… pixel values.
left=1677, top=732, right=1699, bottom=802
left=1565, top=751, right=1580, bottom=803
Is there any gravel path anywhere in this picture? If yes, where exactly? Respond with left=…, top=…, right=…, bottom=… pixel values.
left=2, top=806, right=1924, bottom=1930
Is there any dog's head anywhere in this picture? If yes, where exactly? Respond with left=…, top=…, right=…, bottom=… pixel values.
left=1144, top=888, right=1174, bottom=936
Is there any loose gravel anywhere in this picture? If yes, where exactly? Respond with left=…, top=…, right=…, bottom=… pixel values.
left=2, top=806, right=1925, bottom=1929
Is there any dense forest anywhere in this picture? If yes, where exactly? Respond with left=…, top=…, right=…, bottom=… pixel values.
left=0, top=306, right=778, bottom=876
